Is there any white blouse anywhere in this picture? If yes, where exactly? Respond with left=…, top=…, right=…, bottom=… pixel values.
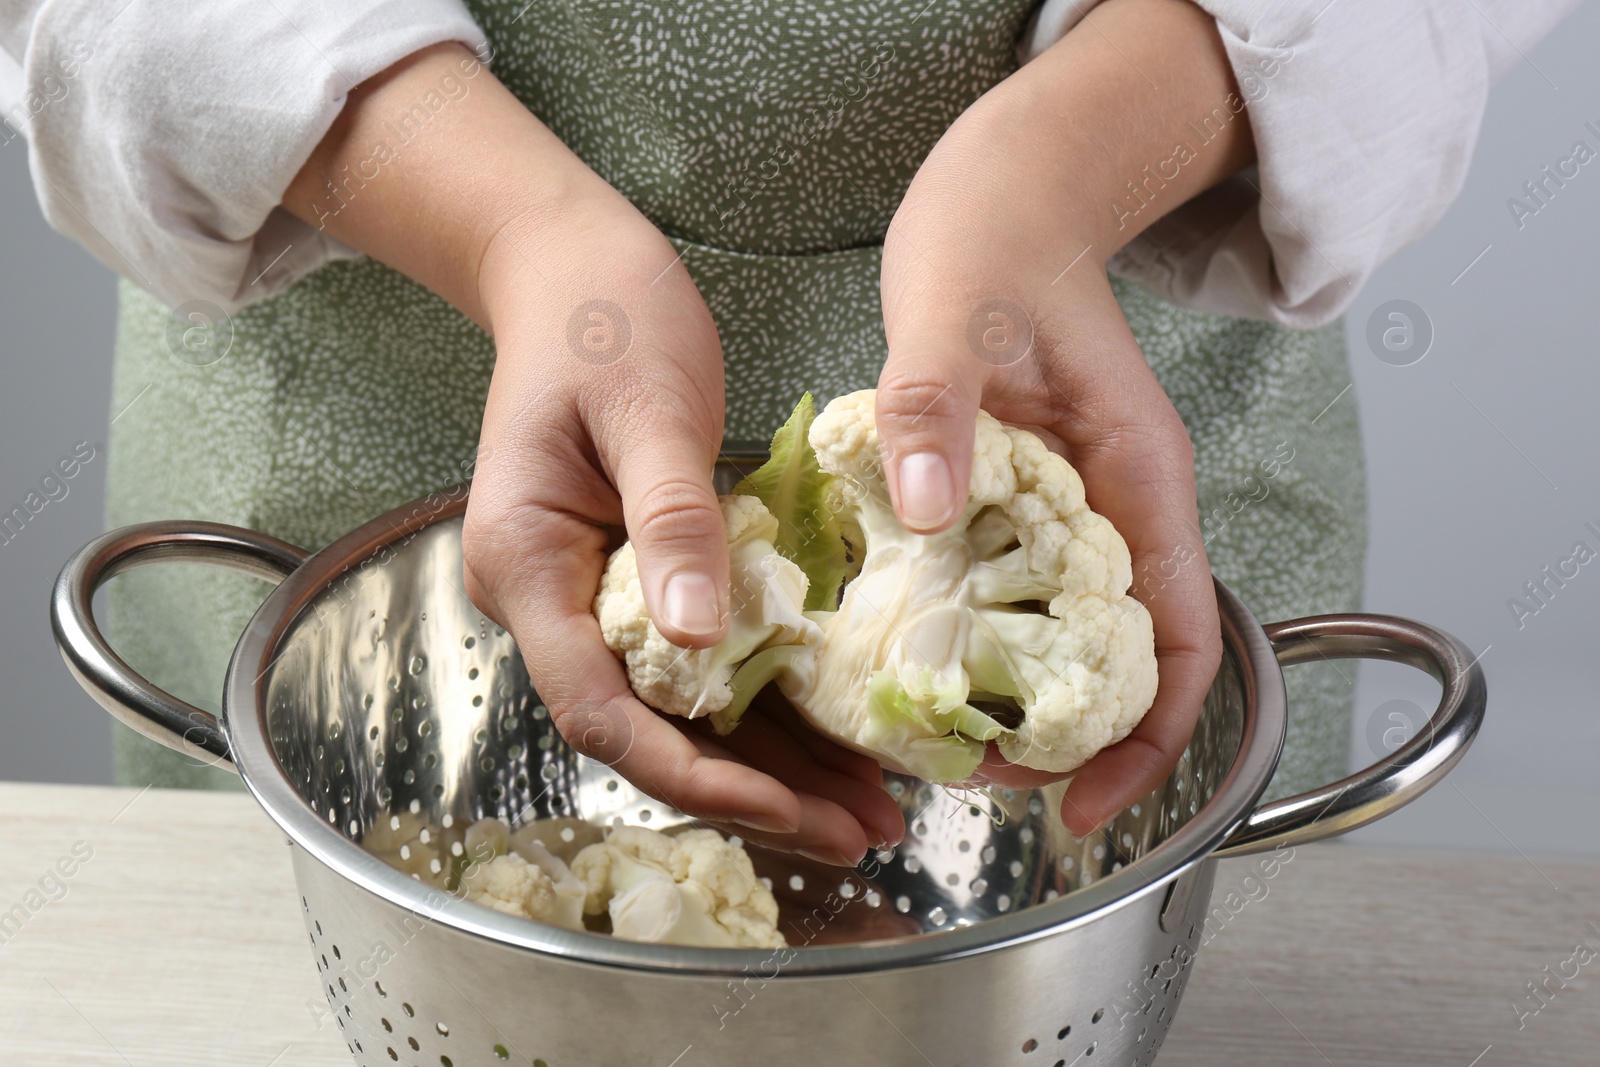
left=1024, top=0, right=1581, bottom=327
left=0, top=0, right=1580, bottom=325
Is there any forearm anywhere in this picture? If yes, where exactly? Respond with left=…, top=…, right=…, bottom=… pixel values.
left=280, top=42, right=636, bottom=329
left=956, top=0, right=1253, bottom=262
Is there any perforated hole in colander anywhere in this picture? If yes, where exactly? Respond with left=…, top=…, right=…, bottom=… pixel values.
left=303, top=881, right=577, bottom=1067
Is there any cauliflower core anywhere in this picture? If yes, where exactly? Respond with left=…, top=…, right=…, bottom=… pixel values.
left=595, top=390, right=1159, bottom=783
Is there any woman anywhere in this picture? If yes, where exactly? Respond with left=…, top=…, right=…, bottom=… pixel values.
left=3, top=0, right=1573, bottom=864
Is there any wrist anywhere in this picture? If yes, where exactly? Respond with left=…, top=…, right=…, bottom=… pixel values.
left=933, top=89, right=1118, bottom=266
left=953, top=0, right=1253, bottom=260
left=474, top=192, right=670, bottom=337
left=283, top=42, right=641, bottom=329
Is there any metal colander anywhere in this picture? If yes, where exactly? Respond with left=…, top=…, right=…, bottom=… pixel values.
left=53, top=462, right=1484, bottom=1067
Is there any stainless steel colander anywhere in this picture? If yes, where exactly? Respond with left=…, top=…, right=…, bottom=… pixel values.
left=52, top=459, right=1484, bottom=1067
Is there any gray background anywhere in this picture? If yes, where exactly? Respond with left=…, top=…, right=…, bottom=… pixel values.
left=1, top=9, right=1595, bottom=861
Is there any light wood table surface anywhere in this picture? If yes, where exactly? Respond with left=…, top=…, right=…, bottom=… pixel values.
left=1, top=782, right=1595, bottom=1066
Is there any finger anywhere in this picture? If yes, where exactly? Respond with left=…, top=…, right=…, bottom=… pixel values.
left=462, top=494, right=804, bottom=834
left=664, top=727, right=870, bottom=863
left=751, top=688, right=889, bottom=791
left=705, top=795, right=872, bottom=868
left=1047, top=398, right=1221, bottom=834
left=970, top=745, right=1063, bottom=791
left=1059, top=424, right=1220, bottom=835
left=874, top=302, right=991, bottom=533
left=700, top=713, right=903, bottom=852
left=592, top=386, right=731, bottom=651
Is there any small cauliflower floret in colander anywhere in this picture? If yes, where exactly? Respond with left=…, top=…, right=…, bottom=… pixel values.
left=361, top=811, right=445, bottom=886
left=570, top=826, right=787, bottom=949
left=452, top=820, right=787, bottom=949
left=458, top=842, right=587, bottom=931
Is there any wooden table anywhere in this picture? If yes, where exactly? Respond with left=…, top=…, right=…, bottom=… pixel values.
left=1, top=782, right=1595, bottom=1066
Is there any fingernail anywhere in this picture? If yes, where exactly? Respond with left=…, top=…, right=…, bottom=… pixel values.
left=733, top=813, right=801, bottom=834
left=662, top=572, right=722, bottom=636
left=797, top=845, right=865, bottom=868
left=897, top=452, right=956, bottom=530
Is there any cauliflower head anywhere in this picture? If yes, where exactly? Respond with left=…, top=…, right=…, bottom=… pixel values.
left=570, top=826, right=785, bottom=949
left=595, top=493, right=819, bottom=727
left=595, top=390, right=1159, bottom=784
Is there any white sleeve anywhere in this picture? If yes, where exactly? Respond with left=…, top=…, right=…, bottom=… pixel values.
left=0, top=0, right=489, bottom=312
left=1022, top=0, right=1582, bottom=328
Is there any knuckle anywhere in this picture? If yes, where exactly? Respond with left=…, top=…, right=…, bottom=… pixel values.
left=461, top=504, right=526, bottom=589
left=460, top=500, right=587, bottom=608
left=548, top=692, right=634, bottom=764
left=460, top=562, right=494, bottom=619
left=875, top=372, right=967, bottom=431
left=632, top=479, right=722, bottom=546
left=658, top=756, right=720, bottom=820
left=459, top=513, right=508, bottom=613
left=545, top=694, right=595, bottom=742
left=1157, top=596, right=1223, bottom=663
left=548, top=700, right=596, bottom=754
left=1160, top=415, right=1198, bottom=468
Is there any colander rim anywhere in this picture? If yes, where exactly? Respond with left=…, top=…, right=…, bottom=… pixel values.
left=224, top=481, right=1286, bottom=977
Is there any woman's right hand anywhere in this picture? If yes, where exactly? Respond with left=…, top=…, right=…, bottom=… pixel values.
left=284, top=43, right=901, bottom=864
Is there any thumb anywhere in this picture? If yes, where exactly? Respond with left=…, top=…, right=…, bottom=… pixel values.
left=874, top=309, right=995, bottom=533
left=601, top=408, right=731, bottom=649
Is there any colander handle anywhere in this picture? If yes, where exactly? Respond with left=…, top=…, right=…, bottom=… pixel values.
left=51, top=521, right=310, bottom=773
left=1211, top=613, right=1487, bottom=858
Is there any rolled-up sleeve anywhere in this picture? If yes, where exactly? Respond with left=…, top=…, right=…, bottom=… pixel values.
left=1023, top=0, right=1581, bottom=328
left=0, top=0, right=488, bottom=312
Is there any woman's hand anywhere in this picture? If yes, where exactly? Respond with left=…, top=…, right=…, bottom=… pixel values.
left=464, top=207, right=902, bottom=864
left=874, top=0, right=1250, bottom=836
left=284, top=43, right=902, bottom=864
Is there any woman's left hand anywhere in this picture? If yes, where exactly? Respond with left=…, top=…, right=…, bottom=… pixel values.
left=873, top=0, right=1252, bottom=836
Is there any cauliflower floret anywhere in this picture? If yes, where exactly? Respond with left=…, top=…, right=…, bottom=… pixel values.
left=379, top=813, right=785, bottom=947
left=571, top=826, right=785, bottom=949
left=572, top=824, right=683, bottom=913
left=463, top=815, right=509, bottom=865
left=507, top=817, right=605, bottom=864
left=362, top=811, right=445, bottom=886
left=458, top=851, right=587, bottom=931
left=595, top=494, right=819, bottom=727
left=671, top=829, right=786, bottom=948
left=799, top=389, right=1158, bottom=778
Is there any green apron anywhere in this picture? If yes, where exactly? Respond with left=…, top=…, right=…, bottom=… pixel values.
left=103, top=0, right=1365, bottom=802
